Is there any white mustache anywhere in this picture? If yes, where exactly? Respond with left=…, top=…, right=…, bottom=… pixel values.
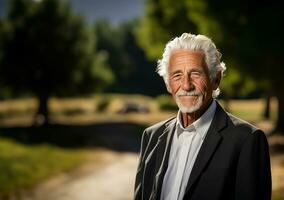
left=176, top=90, right=201, bottom=97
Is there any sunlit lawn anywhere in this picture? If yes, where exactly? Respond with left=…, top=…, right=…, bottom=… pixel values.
left=0, top=137, right=86, bottom=196
left=220, top=98, right=278, bottom=122
left=0, top=95, right=278, bottom=127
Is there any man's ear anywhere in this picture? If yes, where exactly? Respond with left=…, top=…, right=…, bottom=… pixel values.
left=213, top=71, right=221, bottom=90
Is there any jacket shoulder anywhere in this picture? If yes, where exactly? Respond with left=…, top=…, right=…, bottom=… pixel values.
left=227, top=112, right=259, bottom=132
left=144, top=117, right=176, bottom=135
left=224, top=112, right=266, bottom=143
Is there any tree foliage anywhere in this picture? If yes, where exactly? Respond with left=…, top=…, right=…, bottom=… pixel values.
left=0, top=0, right=114, bottom=123
left=135, top=0, right=223, bottom=60
left=94, top=20, right=166, bottom=95
left=206, top=0, right=284, bottom=131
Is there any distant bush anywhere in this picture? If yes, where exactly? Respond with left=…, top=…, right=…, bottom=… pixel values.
left=156, top=95, right=177, bottom=111
left=96, top=97, right=110, bottom=112
left=0, top=108, right=36, bottom=119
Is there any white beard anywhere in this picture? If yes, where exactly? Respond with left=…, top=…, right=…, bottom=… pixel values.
left=175, top=90, right=203, bottom=113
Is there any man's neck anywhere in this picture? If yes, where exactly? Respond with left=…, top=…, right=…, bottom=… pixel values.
left=181, top=99, right=213, bottom=128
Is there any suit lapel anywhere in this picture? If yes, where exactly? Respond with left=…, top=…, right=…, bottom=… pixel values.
left=185, top=103, right=228, bottom=193
left=147, top=118, right=176, bottom=199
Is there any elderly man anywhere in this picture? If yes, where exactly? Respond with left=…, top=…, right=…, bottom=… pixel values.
left=134, top=33, right=271, bottom=200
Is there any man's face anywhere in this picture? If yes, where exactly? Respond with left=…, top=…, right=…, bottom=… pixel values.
left=167, top=49, right=219, bottom=114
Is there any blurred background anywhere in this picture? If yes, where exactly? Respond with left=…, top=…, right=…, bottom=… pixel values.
left=0, top=0, right=283, bottom=199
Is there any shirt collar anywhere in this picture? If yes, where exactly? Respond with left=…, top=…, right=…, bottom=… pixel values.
left=176, top=100, right=217, bottom=140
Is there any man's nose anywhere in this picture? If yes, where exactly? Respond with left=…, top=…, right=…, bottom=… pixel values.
left=181, top=75, right=194, bottom=91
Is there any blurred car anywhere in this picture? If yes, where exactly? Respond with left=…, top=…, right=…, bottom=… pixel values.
left=117, top=103, right=150, bottom=114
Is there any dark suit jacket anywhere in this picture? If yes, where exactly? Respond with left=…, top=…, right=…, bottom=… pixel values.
left=134, top=102, right=271, bottom=200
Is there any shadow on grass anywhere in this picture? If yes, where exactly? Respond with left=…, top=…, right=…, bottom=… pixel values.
left=2, top=122, right=283, bottom=154
left=0, top=122, right=147, bottom=152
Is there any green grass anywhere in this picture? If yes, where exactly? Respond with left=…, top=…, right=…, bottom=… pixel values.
left=0, top=137, right=86, bottom=196
left=0, top=96, right=278, bottom=126
left=219, top=98, right=278, bottom=123
left=230, top=107, right=277, bottom=122
left=272, top=193, right=284, bottom=200
left=230, top=108, right=263, bottom=121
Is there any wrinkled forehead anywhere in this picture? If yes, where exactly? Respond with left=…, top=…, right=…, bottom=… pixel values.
left=169, top=49, right=206, bottom=68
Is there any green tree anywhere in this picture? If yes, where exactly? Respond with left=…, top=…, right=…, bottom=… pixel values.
left=94, top=20, right=166, bottom=95
left=0, top=0, right=113, bottom=124
left=135, top=0, right=222, bottom=60
left=206, top=0, right=284, bottom=132
left=94, top=20, right=128, bottom=91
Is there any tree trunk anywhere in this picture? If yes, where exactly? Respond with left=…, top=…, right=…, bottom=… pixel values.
left=34, top=93, right=49, bottom=126
left=275, top=91, right=284, bottom=134
left=263, top=92, right=271, bottom=119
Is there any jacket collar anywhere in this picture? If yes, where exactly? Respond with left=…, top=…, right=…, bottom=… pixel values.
left=151, top=118, right=176, bottom=199
left=185, top=102, right=228, bottom=193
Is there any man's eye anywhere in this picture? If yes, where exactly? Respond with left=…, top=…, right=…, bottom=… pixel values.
left=172, top=74, right=182, bottom=80
left=191, top=72, right=201, bottom=77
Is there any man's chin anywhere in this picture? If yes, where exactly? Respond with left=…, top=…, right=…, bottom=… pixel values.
left=177, top=103, right=201, bottom=114
left=175, top=96, right=203, bottom=113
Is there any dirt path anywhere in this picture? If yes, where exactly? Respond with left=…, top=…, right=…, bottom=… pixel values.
left=268, top=134, right=284, bottom=198
left=22, top=151, right=139, bottom=200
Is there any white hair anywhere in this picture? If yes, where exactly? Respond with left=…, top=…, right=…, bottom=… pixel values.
left=157, top=33, right=226, bottom=98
